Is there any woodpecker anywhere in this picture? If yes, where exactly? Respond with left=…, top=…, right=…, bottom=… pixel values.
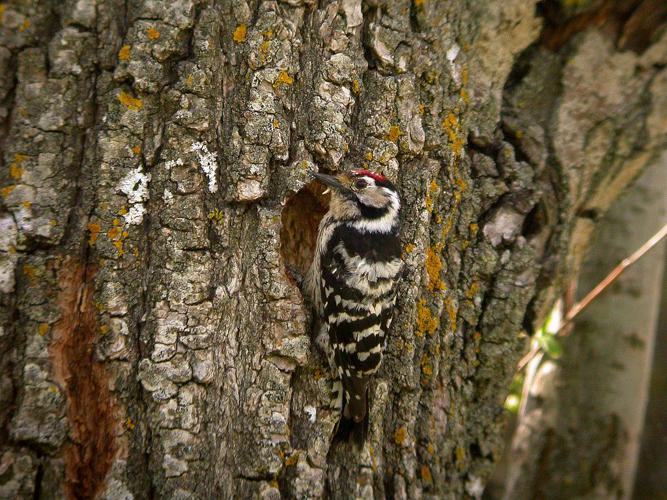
left=305, top=168, right=402, bottom=442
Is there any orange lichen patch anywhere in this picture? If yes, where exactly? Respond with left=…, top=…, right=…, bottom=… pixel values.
left=394, top=426, right=407, bottom=445
left=118, top=91, right=142, bottom=111
left=420, top=354, right=433, bottom=377
left=442, top=112, right=464, bottom=157
left=125, top=417, right=135, bottom=431
left=473, top=331, right=482, bottom=342
left=469, top=223, right=478, bottom=237
left=420, top=465, right=432, bottom=483
left=417, top=103, right=425, bottom=115
left=23, top=264, right=38, bottom=281
left=427, top=442, right=436, bottom=455
left=49, top=258, right=116, bottom=500
left=233, top=24, right=247, bottom=43
left=274, top=70, right=294, bottom=88
left=425, top=248, right=445, bottom=292
left=352, top=79, right=361, bottom=94
left=0, top=5, right=5, bottom=23
left=284, top=452, right=300, bottom=467
left=87, top=222, right=101, bottom=245
left=1, top=185, right=15, bottom=199
left=462, top=66, right=469, bottom=86
left=386, top=125, right=402, bottom=143
left=131, top=145, right=141, bottom=155
left=416, top=299, right=439, bottom=337
left=118, top=44, right=131, bottom=61
left=425, top=179, right=438, bottom=212
left=19, top=18, right=30, bottom=32
left=146, top=27, right=160, bottom=40
left=444, top=296, right=457, bottom=331
left=460, top=88, right=469, bottom=104
left=38, top=323, right=49, bottom=336
left=107, top=226, right=121, bottom=240
left=14, top=152, right=28, bottom=163
left=273, top=118, right=280, bottom=129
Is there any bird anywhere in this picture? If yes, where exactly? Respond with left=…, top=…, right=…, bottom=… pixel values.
left=305, top=168, right=402, bottom=444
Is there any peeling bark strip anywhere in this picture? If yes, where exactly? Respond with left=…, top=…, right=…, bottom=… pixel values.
left=51, top=258, right=116, bottom=500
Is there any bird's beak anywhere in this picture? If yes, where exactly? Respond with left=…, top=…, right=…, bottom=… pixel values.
left=311, top=172, right=353, bottom=197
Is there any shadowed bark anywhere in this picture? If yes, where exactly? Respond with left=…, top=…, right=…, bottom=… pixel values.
left=1, top=1, right=666, bottom=498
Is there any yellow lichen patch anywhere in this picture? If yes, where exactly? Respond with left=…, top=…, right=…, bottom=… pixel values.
left=425, top=179, right=438, bottom=212
left=386, top=125, right=402, bottom=143
left=0, top=5, right=5, bottom=23
left=352, top=79, right=361, bottom=94
left=274, top=70, right=294, bottom=88
left=208, top=208, right=224, bottom=224
left=113, top=240, right=124, bottom=256
left=417, top=103, right=425, bottom=115
left=118, top=90, right=143, bottom=111
left=185, top=74, right=194, bottom=87
left=112, top=218, right=121, bottom=226
left=125, top=417, right=136, bottom=431
left=442, top=112, right=464, bottom=157
left=9, top=163, right=23, bottom=179
left=464, top=281, right=479, bottom=300
left=87, top=222, right=101, bottom=245
left=147, top=27, right=160, bottom=40
left=99, top=324, right=109, bottom=335
left=233, top=24, right=247, bottom=43
left=394, top=426, right=407, bottom=445
left=460, top=88, right=469, bottom=104
left=132, top=247, right=139, bottom=257
left=14, top=153, right=28, bottom=163
left=416, top=299, right=439, bottom=337
left=427, top=442, right=435, bottom=455
left=469, top=222, right=478, bottom=237
left=273, top=118, right=280, bottom=129
left=425, top=248, right=445, bottom=292
left=404, top=243, right=415, bottom=254
left=262, top=28, right=274, bottom=40
left=118, top=206, right=128, bottom=216
left=22, top=264, right=38, bottom=281
left=38, top=323, right=49, bottom=336
left=462, top=66, right=469, bottom=86
left=420, top=465, right=432, bottom=483
left=21, top=201, right=31, bottom=209
left=259, top=40, right=270, bottom=64
left=19, top=18, right=29, bottom=32
left=131, top=145, right=141, bottom=155
left=455, top=446, right=466, bottom=470
left=365, top=151, right=374, bottom=161
left=118, top=44, right=131, bottom=61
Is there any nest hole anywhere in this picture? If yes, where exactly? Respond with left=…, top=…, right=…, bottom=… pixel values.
left=280, top=181, right=330, bottom=283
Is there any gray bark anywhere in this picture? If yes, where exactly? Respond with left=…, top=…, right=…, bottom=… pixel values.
left=502, top=157, right=667, bottom=500
left=0, top=1, right=666, bottom=498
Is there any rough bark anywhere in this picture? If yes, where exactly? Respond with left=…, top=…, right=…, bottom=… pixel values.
left=502, top=157, right=667, bottom=500
left=0, top=1, right=666, bottom=498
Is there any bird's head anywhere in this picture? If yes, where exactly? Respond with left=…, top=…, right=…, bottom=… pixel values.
left=312, top=169, right=400, bottom=229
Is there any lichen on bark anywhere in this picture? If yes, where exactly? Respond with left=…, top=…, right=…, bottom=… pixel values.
left=0, top=0, right=666, bottom=498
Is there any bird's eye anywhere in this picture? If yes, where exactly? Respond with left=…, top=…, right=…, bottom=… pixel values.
left=355, top=179, right=367, bottom=189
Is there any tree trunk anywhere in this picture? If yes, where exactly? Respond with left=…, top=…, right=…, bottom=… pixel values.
left=634, top=215, right=667, bottom=498
left=502, top=156, right=667, bottom=500
left=1, top=1, right=666, bottom=498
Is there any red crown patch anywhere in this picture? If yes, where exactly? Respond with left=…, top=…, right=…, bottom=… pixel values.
left=351, top=168, right=387, bottom=183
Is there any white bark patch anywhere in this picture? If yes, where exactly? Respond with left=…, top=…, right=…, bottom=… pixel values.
left=304, top=405, right=317, bottom=423
left=190, top=142, right=218, bottom=193
left=117, top=167, right=151, bottom=225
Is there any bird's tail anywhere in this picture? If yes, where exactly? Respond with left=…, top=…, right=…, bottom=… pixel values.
left=332, top=382, right=368, bottom=447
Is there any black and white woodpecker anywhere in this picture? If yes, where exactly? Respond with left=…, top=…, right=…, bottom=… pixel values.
left=305, top=168, right=402, bottom=441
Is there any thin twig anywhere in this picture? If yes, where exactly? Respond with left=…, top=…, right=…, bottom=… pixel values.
left=517, top=222, right=667, bottom=371
left=557, top=222, right=667, bottom=334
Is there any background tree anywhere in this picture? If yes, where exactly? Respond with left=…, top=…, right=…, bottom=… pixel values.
left=502, top=157, right=667, bottom=500
left=0, top=0, right=666, bottom=498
